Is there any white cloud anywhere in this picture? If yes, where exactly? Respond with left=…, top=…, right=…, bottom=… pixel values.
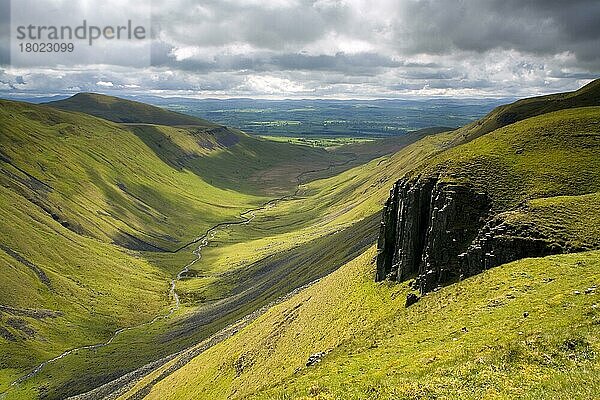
left=244, top=74, right=308, bottom=94
left=170, top=46, right=201, bottom=62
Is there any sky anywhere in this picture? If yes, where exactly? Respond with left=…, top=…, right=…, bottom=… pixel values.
left=0, top=0, right=599, bottom=99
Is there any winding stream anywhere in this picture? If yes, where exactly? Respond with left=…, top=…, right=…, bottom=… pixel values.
left=11, top=202, right=276, bottom=387
left=9, top=152, right=357, bottom=390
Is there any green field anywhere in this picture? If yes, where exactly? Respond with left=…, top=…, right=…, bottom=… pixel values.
left=260, top=136, right=375, bottom=148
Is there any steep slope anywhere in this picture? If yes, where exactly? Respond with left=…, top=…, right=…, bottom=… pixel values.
left=0, top=99, right=261, bottom=252
left=0, top=106, right=453, bottom=399
left=1, top=95, right=436, bottom=399
left=377, top=106, right=600, bottom=293
left=0, top=168, right=172, bottom=397
left=0, top=98, right=266, bottom=395
left=0, top=97, right=353, bottom=398
left=38, top=128, right=437, bottom=400
left=450, top=78, right=600, bottom=145
left=47, top=93, right=355, bottom=196
left=64, top=120, right=465, bottom=399
left=124, top=247, right=600, bottom=400
left=7, top=82, right=598, bottom=399
left=167, top=126, right=461, bottom=331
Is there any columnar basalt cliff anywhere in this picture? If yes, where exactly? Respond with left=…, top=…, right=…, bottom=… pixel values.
left=376, top=177, right=490, bottom=293
left=376, top=177, right=438, bottom=283
left=376, top=177, right=574, bottom=298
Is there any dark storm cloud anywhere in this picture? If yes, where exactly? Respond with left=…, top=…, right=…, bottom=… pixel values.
left=395, top=0, right=600, bottom=62
left=0, top=0, right=599, bottom=97
left=151, top=0, right=356, bottom=49
left=157, top=50, right=401, bottom=75
left=146, top=0, right=600, bottom=85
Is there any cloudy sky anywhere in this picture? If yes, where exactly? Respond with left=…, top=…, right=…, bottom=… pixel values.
left=1, top=0, right=599, bottom=98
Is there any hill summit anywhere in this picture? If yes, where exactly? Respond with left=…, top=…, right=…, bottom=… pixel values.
left=47, top=93, right=216, bottom=127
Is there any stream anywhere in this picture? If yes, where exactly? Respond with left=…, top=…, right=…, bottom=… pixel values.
left=9, top=152, right=357, bottom=392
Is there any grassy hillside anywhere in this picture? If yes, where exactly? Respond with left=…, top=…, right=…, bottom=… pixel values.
left=17, top=124, right=439, bottom=400
left=47, top=93, right=351, bottom=195
left=46, top=93, right=217, bottom=127
left=171, top=127, right=458, bottom=321
left=4, top=81, right=599, bottom=399
left=499, top=192, right=600, bottom=251
left=0, top=99, right=265, bottom=251
left=0, top=97, right=352, bottom=398
left=450, top=78, right=600, bottom=145
left=127, top=246, right=600, bottom=400
left=0, top=174, right=171, bottom=397
left=0, top=98, right=265, bottom=396
left=419, top=107, right=600, bottom=212
left=22, top=120, right=456, bottom=399
left=1, top=95, right=435, bottom=399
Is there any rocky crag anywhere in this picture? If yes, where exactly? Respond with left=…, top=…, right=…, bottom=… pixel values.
left=376, top=177, right=564, bottom=299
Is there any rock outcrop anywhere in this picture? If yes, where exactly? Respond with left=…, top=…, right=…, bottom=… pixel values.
left=306, top=352, right=326, bottom=367
left=458, top=216, right=564, bottom=276
left=376, top=177, right=490, bottom=293
left=376, top=177, right=568, bottom=295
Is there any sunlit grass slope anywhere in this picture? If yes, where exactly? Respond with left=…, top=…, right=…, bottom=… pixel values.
left=40, top=122, right=448, bottom=399
left=419, top=107, right=600, bottom=212
left=5, top=82, right=600, bottom=399
left=173, top=127, right=457, bottom=313
left=500, top=192, right=600, bottom=251
left=450, top=78, right=600, bottom=145
left=57, top=123, right=444, bottom=400
left=46, top=93, right=349, bottom=196
left=0, top=98, right=261, bottom=395
left=0, top=96, right=348, bottom=398
left=126, top=85, right=600, bottom=400
left=133, top=246, right=600, bottom=400
left=0, top=99, right=262, bottom=251
left=47, top=93, right=217, bottom=127
left=0, top=179, right=170, bottom=396
left=0, top=95, right=446, bottom=399
left=1, top=91, right=433, bottom=399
